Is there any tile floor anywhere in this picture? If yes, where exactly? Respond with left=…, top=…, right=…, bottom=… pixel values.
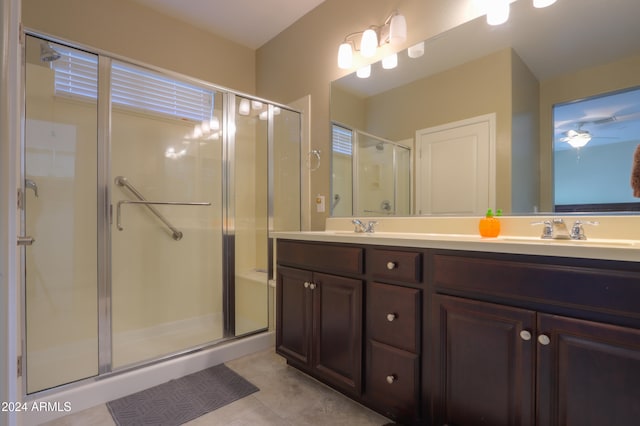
left=41, top=349, right=392, bottom=426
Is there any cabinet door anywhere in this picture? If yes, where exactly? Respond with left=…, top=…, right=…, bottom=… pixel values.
left=431, top=294, right=535, bottom=426
left=537, top=314, right=640, bottom=426
left=313, top=272, right=363, bottom=395
left=276, top=266, right=313, bottom=365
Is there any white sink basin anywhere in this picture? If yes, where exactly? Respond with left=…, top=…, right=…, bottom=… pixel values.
left=497, top=236, right=638, bottom=248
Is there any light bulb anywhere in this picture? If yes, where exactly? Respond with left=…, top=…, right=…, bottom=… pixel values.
left=360, top=29, right=378, bottom=58
left=356, top=65, right=371, bottom=78
left=487, top=0, right=510, bottom=26
left=388, top=13, right=407, bottom=46
left=338, top=42, right=353, bottom=69
left=407, top=41, right=425, bottom=59
left=533, top=0, right=556, bottom=8
left=382, top=53, right=398, bottom=69
left=251, top=100, right=263, bottom=110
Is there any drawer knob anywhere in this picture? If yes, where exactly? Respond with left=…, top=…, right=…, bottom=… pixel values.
left=303, top=281, right=310, bottom=288
left=386, top=374, right=397, bottom=384
left=309, top=282, right=316, bottom=290
left=520, top=330, right=532, bottom=341
left=386, top=261, right=397, bottom=270
left=538, top=334, right=551, bottom=346
left=386, top=313, right=397, bottom=322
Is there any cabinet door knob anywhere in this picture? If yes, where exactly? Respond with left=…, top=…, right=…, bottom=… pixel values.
left=386, top=313, right=397, bottom=322
left=309, top=282, right=316, bottom=290
left=386, top=261, right=397, bottom=270
left=538, top=334, right=551, bottom=345
left=520, top=330, right=532, bottom=341
left=303, top=281, right=310, bottom=288
left=386, top=374, right=397, bottom=384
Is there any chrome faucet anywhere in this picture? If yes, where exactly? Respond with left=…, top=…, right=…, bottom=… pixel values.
left=570, top=220, right=599, bottom=240
left=532, top=218, right=599, bottom=240
left=532, top=218, right=570, bottom=239
left=352, top=219, right=377, bottom=233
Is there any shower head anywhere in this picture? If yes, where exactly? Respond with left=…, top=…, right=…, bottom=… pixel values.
left=375, top=142, right=385, bottom=151
left=40, top=42, right=61, bottom=62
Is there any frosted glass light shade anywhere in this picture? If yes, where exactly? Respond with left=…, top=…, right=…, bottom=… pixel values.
left=389, top=13, right=407, bottom=45
left=356, top=65, right=371, bottom=78
left=337, top=42, right=353, bottom=69
left=382, top=53, right=398, bottom=69
left=360, top=29, right=378, bottom=58
left=533, top=0, right=556, bottom=7
left=487, top=0, right=510, bottom=25
left=407, top=41, right=425, bottom=58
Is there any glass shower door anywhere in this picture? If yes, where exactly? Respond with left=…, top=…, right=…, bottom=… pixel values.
left=110, top=61, right=223, bottom=368
left=23, top=36, right=99, bottom=393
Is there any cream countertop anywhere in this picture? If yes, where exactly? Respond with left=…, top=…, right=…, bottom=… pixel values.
left=272, top=215, right=640, bottom=263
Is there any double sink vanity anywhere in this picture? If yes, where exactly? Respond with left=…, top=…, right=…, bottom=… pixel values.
left=273, top=216, right=640, bottom=425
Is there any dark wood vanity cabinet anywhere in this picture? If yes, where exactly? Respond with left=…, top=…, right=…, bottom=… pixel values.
left=276, top=240, right=423, bottom=424
left=276, top=241, right=364, bottom=397
left=430, top=252, right=640, bottom=426
left=277, top=238, right=640, bottom=426
left=365, top=248, right=423, bottom=424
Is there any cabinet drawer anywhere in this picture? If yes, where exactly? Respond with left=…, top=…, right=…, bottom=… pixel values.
left=367, top=282, right=420, bottom=353
left=366, top=340, right=419, bottom=421
left=370, top=249, right=422, bottom=283
left=433, top=254, right=640, bottom=322
left=277, top=240, right=363, bottom=275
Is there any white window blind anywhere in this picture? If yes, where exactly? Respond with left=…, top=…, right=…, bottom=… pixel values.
left=53, top=48, right=214, bottom=122
left=332, top=124, right=353, bottom=156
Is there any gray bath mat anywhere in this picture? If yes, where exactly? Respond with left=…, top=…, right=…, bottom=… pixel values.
left=107, top=364, right=259, bottom=425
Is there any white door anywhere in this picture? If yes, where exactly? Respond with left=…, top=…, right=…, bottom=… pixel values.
left=416, top=114, right=495, bottom=215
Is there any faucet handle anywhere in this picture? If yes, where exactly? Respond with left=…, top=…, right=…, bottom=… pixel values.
left=365, top=220, right=378, bottom=233
left=531, top=220, right=553, bottom=239
left=570, top=220, right=599, bottom=240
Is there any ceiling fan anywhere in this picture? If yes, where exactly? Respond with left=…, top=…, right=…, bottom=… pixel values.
left=559, top=128, right=593, bottom=148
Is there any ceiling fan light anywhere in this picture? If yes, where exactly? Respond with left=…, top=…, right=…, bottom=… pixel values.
left=338, top=42, right=353, bottom=69
left=360, top=29, right=378, bottom=58
left=533, top=0, right=557, bottom=8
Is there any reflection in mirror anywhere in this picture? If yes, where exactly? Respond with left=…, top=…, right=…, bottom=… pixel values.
left=330, top=0, right=640, bottom=216
left=331, top=124, right=411, bottom=216
left=554, top=86, right=640, bottom=212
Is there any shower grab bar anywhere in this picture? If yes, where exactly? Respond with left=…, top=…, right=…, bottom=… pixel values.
left=115, top=176, right=211, bottom=241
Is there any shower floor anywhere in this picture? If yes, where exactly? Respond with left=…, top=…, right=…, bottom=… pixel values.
left=28, top=313, right=265, bottom=393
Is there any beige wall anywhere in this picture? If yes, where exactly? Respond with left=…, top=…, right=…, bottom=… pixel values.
left=22, top=0, right=256, bottom=94
left=257, top=0, right=487, bottom=228
left=539, top=53, right=640, bottom=210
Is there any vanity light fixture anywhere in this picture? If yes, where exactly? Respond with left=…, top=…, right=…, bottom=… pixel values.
left=382, top=53, right=398, bottom=69
left=356, top=64, right=371, bottom=78
left=533, top=0, right=557, bottom=8
left=337, top=10, right=407, bottom=69
left=486, top=0, right=510, bottom=26
left=407, top=41, right=425, bottom=59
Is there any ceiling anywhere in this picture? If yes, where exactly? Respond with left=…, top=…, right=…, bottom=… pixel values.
left=130, top=0, right=326, bottom=49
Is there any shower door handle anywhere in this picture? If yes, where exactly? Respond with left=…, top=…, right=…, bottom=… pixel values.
left=17, top=236, right=35, bottom=246
left=25, top=178, right=39, bottom=197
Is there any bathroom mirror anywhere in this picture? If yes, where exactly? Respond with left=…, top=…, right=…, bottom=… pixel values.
left=330, top=0, right=640, bottom=216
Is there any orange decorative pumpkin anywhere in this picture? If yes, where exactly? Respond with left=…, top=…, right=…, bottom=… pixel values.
left=479, top=209, right=500, bottom=238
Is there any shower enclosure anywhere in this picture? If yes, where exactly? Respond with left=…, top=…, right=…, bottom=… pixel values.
left=22, top=35, right=301, bottom=394
left=331, top=124, right=411, bottom=216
